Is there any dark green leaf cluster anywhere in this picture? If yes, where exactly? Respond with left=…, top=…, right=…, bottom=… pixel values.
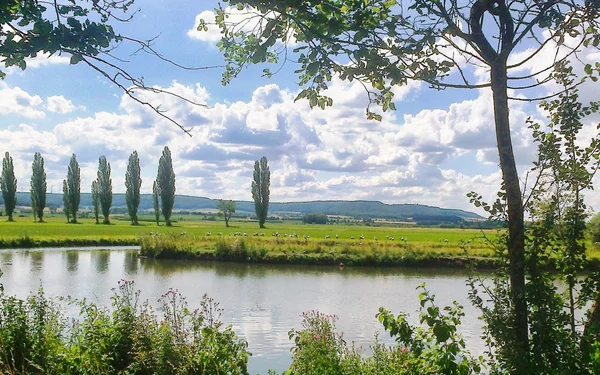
left=125, top=151, right=142, bottom=225
left=157, top=147, right=175, bottom=226
left=0, top=152, right=17, bottom=221
left=0, top=0, right=134, bottom=78
left=302, top=213, right=329, bottom=224
left=30, top=152, right=46, bottom=222
left=91, top=180, right=100, bottom=224
left=97, top=155, right=113, bottom=224
left=64, top=154, right=80, bottom=223
left=251, top=156, right=270, bottom=228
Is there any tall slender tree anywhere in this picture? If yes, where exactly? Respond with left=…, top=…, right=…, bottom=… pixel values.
left=0, top=152, right=17, bottom=221
left=152, top=180, right=160, bottom=226
left=91, top=181, right=100, bottom=224
left=30, top=152, right=46, bottom=222
left=125, top=151, right=142, bottom=225
left=66, top=154, right=80, bottom=223
left=30, top=188, right=37, bottom=222
left=97, top=156, right=112, bottom=224
left=157, top=146, right=175, bottom=226
left=62, top=180, right=71, bottom=223
left=251, top=156, right=270, bottom=228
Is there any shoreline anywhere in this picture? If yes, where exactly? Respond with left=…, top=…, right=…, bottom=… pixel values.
left=2, top=237, right=600, bottom=271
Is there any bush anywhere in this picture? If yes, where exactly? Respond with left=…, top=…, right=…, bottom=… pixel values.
left=139, top=233, right=180, bottom=258
left=303, top=214, right=329, bottom=225
left=0, top=280, right=250, bottom=374
left=279, top=285, right=483, bottom=375
left=588, top=213, right=600, bottom=243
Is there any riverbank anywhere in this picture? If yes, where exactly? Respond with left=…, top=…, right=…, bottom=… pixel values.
left=2, top=217, right=600, bottom=269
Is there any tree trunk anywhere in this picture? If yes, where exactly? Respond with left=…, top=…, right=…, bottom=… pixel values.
left=490, top=61, right=529, bottom=374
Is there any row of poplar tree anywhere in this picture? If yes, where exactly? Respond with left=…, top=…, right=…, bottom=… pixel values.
left=0, top=147, right=177, bottom=226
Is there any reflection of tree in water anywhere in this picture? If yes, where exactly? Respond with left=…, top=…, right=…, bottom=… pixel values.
left=0, top=251, right=13, bottom=265
left=66, top=251, right=79, bottom=273
left=123, top=251, right=139, bottom=275
left=91, top=251, right=110, bottom=274
left=136, top=258, right=474, bottom=280
left=29, top=251, right=44, bottom=272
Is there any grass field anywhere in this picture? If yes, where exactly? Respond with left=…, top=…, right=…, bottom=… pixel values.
left=1, top=214, right=599, bottom=267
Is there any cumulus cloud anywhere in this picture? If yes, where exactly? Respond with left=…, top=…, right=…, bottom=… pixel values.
left=1, top=75, right=586, bottom=213
left=47, top=96, right=77, bottom=114
left=0, top=84, right=45, bottom=118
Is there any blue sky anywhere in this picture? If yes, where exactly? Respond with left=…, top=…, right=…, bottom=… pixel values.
left=1, top=0, right=599, bottom=214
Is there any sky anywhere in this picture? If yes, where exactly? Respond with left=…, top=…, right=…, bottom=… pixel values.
left=1, top=0, right=600, bottom=215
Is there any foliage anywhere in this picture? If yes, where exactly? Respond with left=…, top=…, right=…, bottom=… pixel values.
left=0, top=280, right=250, bottom=374
left=153, top=180, right=160, bottom=226
left=468, top=64, right=600, bottom=374
left=30, top=152, right=46, bottom=222
left=252, top=156, right=270, bottom=228
left=157, top=147, right=176, bottom=226
left=0, top=0, right=206, bottom=133
left=303, top=213, right=329, bottom=225
left=125, top=151, right=142, bottom=225
left=281, top=287, right=482, bottom=375
left=30, top=187, right=37, bottom=222
left=65, top=154, right=80, bottom=223
left=210, top=3, right=600, bottom=371
left=0, top=152, right=17, bottom=221
left=91, top=180, right=100, bottom=224
left=217, top=199, right=236, bottom=227
left=62, top=180, right=70, bottom=223
left=589, top=213, right=600, bottom=243
left=97, top=155, right=113, bottom=225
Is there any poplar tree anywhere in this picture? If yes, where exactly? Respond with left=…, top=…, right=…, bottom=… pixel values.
left=125, top=151, right=142, bottom=225
left=251, top=156, right=270, bottom=228
left=97, top=156, right=112, bottom=224
left=157, top=146, right=175, bottom=226
left=91, top=181, right=100, bottom=224
left=30, top=188, right=37, bottom=222
left=0, top=152, right=17, bottom=221
left=66, top=154, right=80, bottom=223
left=152, top=180, right=160, bottom=226
left=62, top=180, right=71, bottom=223
left=30, top=152, right=46, bottom=222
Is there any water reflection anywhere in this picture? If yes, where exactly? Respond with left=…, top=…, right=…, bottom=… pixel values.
left=29, top=251, right=44, bottom=272
left=123, top=252, right=139, bottom=275
left=65, top=251, right=79, bottom=273
left=0, top=251, right=12, bottom=265
left=92, top=251, right=110, bottom=273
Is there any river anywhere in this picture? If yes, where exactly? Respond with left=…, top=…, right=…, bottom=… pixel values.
left=0, top=248, right=489, bottom=374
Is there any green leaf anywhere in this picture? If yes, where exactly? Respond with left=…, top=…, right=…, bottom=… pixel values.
left=70, top=54, right=84, bottom=65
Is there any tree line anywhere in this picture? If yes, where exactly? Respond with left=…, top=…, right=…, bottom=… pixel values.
left=0, top=147, right=176, bottom=226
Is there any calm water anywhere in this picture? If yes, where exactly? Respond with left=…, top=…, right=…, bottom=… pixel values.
left=0, top=248, right=488, bottom=374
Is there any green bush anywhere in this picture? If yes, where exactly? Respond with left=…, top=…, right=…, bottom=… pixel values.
left=278, top=285, right=483, bottom=375
left=0, top=279, right=250, bottom=374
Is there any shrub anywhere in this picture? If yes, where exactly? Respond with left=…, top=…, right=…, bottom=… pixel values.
left=0, top=279, right=250, bottom=374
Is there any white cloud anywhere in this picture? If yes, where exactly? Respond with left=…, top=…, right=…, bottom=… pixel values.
left=4, top=77, right=594, bottom=214
left=0, top=83, right=45, bottom=118
left=47, top=96, right=77, bottom=114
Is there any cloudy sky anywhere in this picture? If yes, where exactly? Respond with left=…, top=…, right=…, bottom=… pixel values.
left=1, top=0, right=599, bottom=215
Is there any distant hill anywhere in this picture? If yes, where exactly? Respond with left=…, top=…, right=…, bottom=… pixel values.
left=4, top=192, right=483, bottom=221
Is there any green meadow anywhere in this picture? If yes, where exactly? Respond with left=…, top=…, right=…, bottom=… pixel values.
left=1, top=214, right=599, bottom=267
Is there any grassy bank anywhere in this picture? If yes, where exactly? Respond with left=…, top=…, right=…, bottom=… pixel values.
left=2, top=216, right=600, bottom=268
